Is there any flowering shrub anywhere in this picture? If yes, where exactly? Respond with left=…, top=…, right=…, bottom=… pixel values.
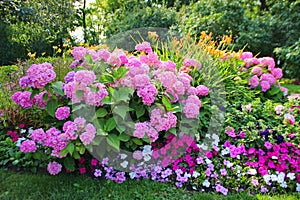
left=4, top=37, right=300, bottom=195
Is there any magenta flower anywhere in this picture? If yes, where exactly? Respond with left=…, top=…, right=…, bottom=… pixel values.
left=47, top=162, right=62, bottom=175
left=55, top=106, right=70, bottom=120
left=20, top=140, right=37, bottom=153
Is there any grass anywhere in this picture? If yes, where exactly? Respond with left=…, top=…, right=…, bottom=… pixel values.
left=0, top=168, right=299, bottom=200
left=281, top=83, right=300, bottom=94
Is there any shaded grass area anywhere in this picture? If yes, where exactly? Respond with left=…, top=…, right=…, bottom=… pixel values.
left=282, top=84, right=300, bottom=94
left=0, top=168, right=299, bottom=200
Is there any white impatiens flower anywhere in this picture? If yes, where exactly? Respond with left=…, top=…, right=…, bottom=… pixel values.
left=271, top=156, right=278, bottom=160
left=202, top=180, right=210, bottom=188
left=120, top=160, right=128, bottom=168
left=247, top=169, right=257, bottom=175
left=143, top=154, right=151, bottom=162
left=205, top=158, right=212, bottom=164
left=198, top=143, right=208, bottom=150
left=271, top=174, right=278, bottom=182
left=263, top=174, right=271, bottom=183
left=129, top=172, right=136, bottom=179
left=221, top=148, right=230, bottom=155
left=277, top=172, right=285, bottom=183
left=142, top=145, right=153, bottom=156
left=287, top=173, right=295, bottom=180
left=281, top=181, right=288, bottom=188
left=120, top=153, right=127, bottom=159
left=296, top=183, right=300, bottom=192
left=192, top=171, right=200, bottom=178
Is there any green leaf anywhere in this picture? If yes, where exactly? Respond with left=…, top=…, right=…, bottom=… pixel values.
left=72, top=150, right=81, bottom=159
left=107, top=134, right=120, bottom=151
left=51, top=81, right=64, bottom=96
left=113, top=105, right=129, bottom=119
left=169, top=127, right=177, bottom=135
left=113, top=67, right=129, bottom=79
left=102, top=96, right=113, bottom=104
left=76, top=90, right=84, bottom=98
left=46, top=98, right=58, bottom=117
left=60, top=143, right=74, bottom=157
left=118, top=87, right=134, bottom=101
left=105, top=118, right=116, bottom=132
left=99, top=74, right=114, bottom=84
left=116, top=125, right=126, bottom=134
left=118, top=132, right=131, bottom=142
left=136, top=106, right=145, bottom=118
left=30, top=88, right=40, bottom=99
left=32, top=151, right=41, bottom=160
left=42, top=92, right=49, bottom=101
left=63, top=157, right=75, bottom=171
left=96, top=108, right=108, bottom=118
left=269, top=87, right=280, bottom=95
left=162, top=96, right=172, bottom=112
left=132, top=138, right=143, bottom=145
left=85, top=53, right=93, bottom=65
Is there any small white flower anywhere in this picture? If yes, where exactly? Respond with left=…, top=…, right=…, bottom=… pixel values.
left=226, top=162, right=233, bottom=168
left=212, top=133, right=219, bottom=140
left=198, top=144, right=208, bottom=150
left=120, top=154, right=127, bottom=159
left=16, top=137, right=26, bottom=147
left=28, top=127, right=34, bottom=134
left=142, top=145, right=152, bottom=156
left=287, top=173, right=295, bottom=180
left=205, top=158, right=212, bottom=164
left=192, top=171, right=200, bottom=178
left=205, top=134, right=211, bottom=138
left=296, top=183, right=300, bottom=192
left=202, top=180, right=210, bottom=188
left=281, top=181, right=288, bottom=188
left=263, top=174, right=271, bottom=183
left=120, top=160, right=128, bottom=168
left=143, top=154, right=151, bottom=162
left=277, top=172, right=285, bottom=183
left=129, top=172, right=136, bottom=179
left=248, top=169, right=257, bottom=175
left=271, top=174, right=278, bottom=182
left=221, top=148, right=230, bottom=155
left=236, top=155, right=240, bottom=159
left=192, top=186, right=197, bottom=190
left=184, top=172, right=191, bottom=179
left=20, top=129, right=26, bottom=134
left=271, top=156, right=278, bottom=160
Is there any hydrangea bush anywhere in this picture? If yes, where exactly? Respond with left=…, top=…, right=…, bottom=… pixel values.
left=6, top=36, right=300, bottom=195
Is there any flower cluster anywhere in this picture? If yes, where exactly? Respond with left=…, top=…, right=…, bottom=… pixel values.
left=240, top=52, right=286, bottom=93
left=20, top=62, right=56, bottom=89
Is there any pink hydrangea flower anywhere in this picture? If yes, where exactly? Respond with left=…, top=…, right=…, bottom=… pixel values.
left=135, top=41, right=152, bottom=54
left=133, top=150, right=143, bottom=160
left=47, top=161, right=62, bottom=175
left=251, top=66, right=262, bottom=76
left=183, top=103, right=199, bottom=118
left=84, top=83, right=108, bottom=106
left=55, top=106, right=70, bottom=120
left=261, top=73, right=276, bottom=85
left=249, top=75, right=259, bottom=89
left=12, top=91, right=35, bottom=108
left=137, top=84, right=158, bottom=105
left=74, top=117, right=86, bottom=130
left=133, top=122, right=148, bottom=138
left=30, top=128, right=46, bottom=144
left=133, top=74, right=150, bottom=88
left=26, top=62, right=56, bottom=89
left=260, top=81, right=271, bottom=92
left=259, top=57, right=275, bottom=71
left=272, top=68, right=283, bottom=79
left=182, top=58, right=202, bottom=69
left=80, top=123, right=96, bottom=145
left=19, top=76, right=32, bottom=88
left=72, top=46, right=88, bottom=61
left=158, top=71, right=177, bottom=90
left=196, top=85, right=209, bottom=96
left=98, top=49, right=111, bottom=61
left=74, top=70, right=96, bottom=85
left=275, top=105, right=284, bottom=115
left=35, top=91, right=51, bottom=108
left=240, top=52, right=253, bottom=60
left=20, top=140, right=37, bottom=153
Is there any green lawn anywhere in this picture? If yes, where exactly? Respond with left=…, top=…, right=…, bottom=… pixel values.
left=0, top=168, right=299, bottom=200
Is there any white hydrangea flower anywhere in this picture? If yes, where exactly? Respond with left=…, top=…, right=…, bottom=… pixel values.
left=202, top=180, right=210, bottom=188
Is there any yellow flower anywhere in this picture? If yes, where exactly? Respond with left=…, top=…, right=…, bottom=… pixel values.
left=41, top=52, right=46, bottom=56
left=57, top=48, right=62, bottom=53
left=52, top=46, right=58, bottom=49
left=27, top=52, right=36, bottom=59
